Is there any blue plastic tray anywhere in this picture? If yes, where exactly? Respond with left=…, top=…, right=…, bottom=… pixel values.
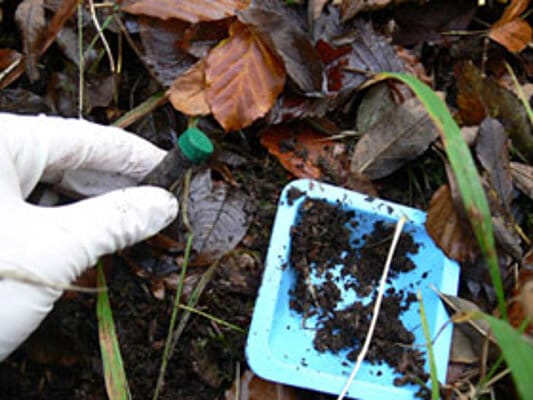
left=246, top=179, right=460, bottom=399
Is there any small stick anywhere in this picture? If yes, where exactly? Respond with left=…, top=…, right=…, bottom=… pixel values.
left=336, top=216, right=407, bottom=400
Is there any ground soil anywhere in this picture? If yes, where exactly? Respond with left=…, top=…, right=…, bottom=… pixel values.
left=288, top=197, right=428, bottom=395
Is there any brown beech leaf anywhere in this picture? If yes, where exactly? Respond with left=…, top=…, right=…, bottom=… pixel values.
left=238, top=6, right=324, bottom=93
left=205, top=20, right=286, bottom=131
left=507, top=269, right=533, bottom=335
left=168, top=59, right=210, bottom=116
left=489, top=18, right=532, bottom=53
left=350, top=96, right=438, bottom=180
left=426, top=184, right=480, bottom=263
left=15, top=0, right=45, bottom=82
left=122, top=0, right=250, bottom=23
left=260, top=122, right=334, bottom=179
left=475, top=118, right=513, bottom=210
left=511, top=161, right=533, bottom=199
left=224, top=369, right=297, bottom=400
left=456, top=61, right=533, bottom=162
left=138, top=17, right=196, bottom=87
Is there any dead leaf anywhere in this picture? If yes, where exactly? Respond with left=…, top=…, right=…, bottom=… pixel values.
left=426, top=184, right=480, bottom=263
left=186, top=169, right=254, bottom=263
left=341, top=0, right=410, bottom=21
left=450, top=327, right=479, bottom=364
left=122, top=0, right=250, bottom=23
left=0, top=49, right=24, bottom=90
left=393, top=0, right=477, bottom=46
left=15, top=0, right=45, bottom=82
left=168, top=59, right=211, bottom=116
left=489, top=0, right=532, bottom=53
left=511, top=161, right=533, bottom=199
left=489, top=18, right=532, bottom=53
left=0, top=88, right=52, bottom=114
left=137, top=17, right=197, bottom=87
left=260, top=122, right=335, bottom=179
left=475, top=118, right=513, bottom=211
left=437, top=292, right=500, bottom=361
left=308, top=0, right=329, bottom=21
left=205, top=20, right=286, bottom=131
left=456, top=61, right=533, bottom=163
left=319, top=19, right=404, bottom=97
left=350, top=96, right=438, bottom=180
left=238, top=6, right=324, bottom=93
left=224, top=369, right=297, bottom=400
left=507, top=269, right=533, bottom=335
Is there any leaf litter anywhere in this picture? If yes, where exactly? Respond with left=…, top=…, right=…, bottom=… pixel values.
left=1, top=0, right=532, bottom=399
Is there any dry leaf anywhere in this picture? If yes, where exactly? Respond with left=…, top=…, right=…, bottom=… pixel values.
left=350, top=96, right=439, bottom=180
left=138, top=17, right=196, bottom=87
left=225, top=369, right=297, bottom=400
left=456, top=61, right=533, bottom=162
left=238, top=6, right=324, bottom=93
left=475, top=118, right=513, bottom=210
left=205, top=20, right=286, bottom=131
left=489, top=18, right=532, bottom=53
left=15, top=0, right=45, bottom=82
left=511, top=161, right=533, bottom=199
left=122, top=0, right=250, bottom=23
left=261, top=122, right=334, bottom=179
left=426, top=184, right=479, bottom=263
left=168, top=59, right=210, bottom=116
left=507, top=269, right=533, bottom=335
left=0, top=49, right=25, bottom=90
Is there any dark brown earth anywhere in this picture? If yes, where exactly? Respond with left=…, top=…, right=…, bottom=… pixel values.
left=288, top=197, right=429, bottom=395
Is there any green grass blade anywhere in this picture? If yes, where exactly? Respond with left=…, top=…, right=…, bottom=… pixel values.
left=376, top=72, right=506, bottom=319
left=96, top=262, right=132, bottom=400
left=480, top=314, right=533, bottom=399
left=418, top=291, right=439, bottom=400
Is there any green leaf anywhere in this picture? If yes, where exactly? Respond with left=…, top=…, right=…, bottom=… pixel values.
left=375, top=72, right=506, bottom=319
left=482, top=314, right=533, bottom=399
left=96, top=262, right=132, bottom=400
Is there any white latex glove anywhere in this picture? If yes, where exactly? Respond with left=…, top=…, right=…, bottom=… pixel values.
left=0, top=113, right=178, bottom=361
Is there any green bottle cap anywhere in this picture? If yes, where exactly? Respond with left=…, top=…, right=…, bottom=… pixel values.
left=177, top=127, right=214, bottom=164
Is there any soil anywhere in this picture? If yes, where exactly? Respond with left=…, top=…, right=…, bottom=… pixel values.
left=288, top=197, right=429, bottom=394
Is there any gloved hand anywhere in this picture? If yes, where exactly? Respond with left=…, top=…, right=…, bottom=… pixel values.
left=0, top=113, right=178, bottom=361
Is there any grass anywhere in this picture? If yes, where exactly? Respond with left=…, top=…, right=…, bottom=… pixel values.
left=418, top=291, right=440, bottom=400
left=375, top=72, right=506, bottom=320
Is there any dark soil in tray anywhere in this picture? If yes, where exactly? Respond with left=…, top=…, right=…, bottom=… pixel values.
left=288, top=196, right=430, bottom=394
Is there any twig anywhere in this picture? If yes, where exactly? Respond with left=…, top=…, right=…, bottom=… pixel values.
left=0, top=57, right=22, bottom=84
left=0, top=269, right=103, bottom=293
left=336, top=216, right=407, bottom=400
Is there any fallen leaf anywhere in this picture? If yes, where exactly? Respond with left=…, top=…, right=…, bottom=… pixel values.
left=224, top=369, right=297, bottom=400
left=437, top=292, right=499, bottom=361
left=138, top=17, right=196, bottom=87
left=355, top=82, right=397, bottom=134
left=350, top=96, right=439, bottom=180
left=393, top=0, right=477, bottom=46
left=319, top=19, right=404, bottom=97
left=511, top=161, right=533, bottom=199
left=168, top=59, right=211, bottom=116
left=341, top=0, right=413, bottom=21
left=450, top=327, right=479, bottom=364
left=15, top=0, right=45, bottom=82
left=122, top=0, right=250, bottom=23
left=489, top=18, right=532, bottom=53
left=0, top=88, right=51, bottom=114
left=309, top=0, right=329, bottom=21
left=426, top=184, right=480, bottom=263
left=186, top=169, right=254, bottom=263
left=260, top=122, right=335, bottom=180
left=456, top=61, right=533, bottom=163
left=475, top=118, right=513, bottom=211
left=238, top=5, right=324, bottom=93
left=205, top=20, right=286, bottom=131
left=508, top=269, right=533, bottom=334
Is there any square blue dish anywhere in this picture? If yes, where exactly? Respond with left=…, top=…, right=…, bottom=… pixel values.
left=246, top=179, right=460, bottom=399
